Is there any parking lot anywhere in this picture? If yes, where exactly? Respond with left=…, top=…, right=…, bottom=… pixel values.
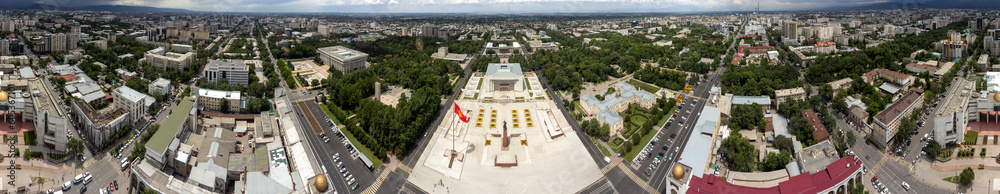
left=634, top=98, right=699, bottom=179
left=298, top=101, right=377, bottom=193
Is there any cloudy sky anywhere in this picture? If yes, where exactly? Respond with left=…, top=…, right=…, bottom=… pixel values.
left=6, top=0, right=998, bottom=13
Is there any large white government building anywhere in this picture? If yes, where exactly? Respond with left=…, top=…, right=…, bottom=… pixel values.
left=317, top=46, right=368, bottom=73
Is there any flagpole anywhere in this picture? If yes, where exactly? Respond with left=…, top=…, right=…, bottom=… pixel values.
left=453, top=106, right=457, bottom=157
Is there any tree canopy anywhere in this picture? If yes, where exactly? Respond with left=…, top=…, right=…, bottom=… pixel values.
left=722, top=134, right=758, bottom=172
left=731, top=103, right=766, bottom=131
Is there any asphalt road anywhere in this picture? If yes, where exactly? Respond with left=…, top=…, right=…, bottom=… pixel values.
left=647, top=66, right=724, bottom=191
left=297, top=100, right=377, bottom=194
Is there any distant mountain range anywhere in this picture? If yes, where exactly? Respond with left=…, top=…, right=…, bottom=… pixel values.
left=830, top=0, right=1000, bottom=11
left=9, top=0, right=1000, bottom=13
left=17, top=4, right=194, bottom=13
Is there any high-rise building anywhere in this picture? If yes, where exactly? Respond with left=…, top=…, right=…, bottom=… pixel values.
left=68, top=26, right=81, bottom=50
left=421, top=23, right=439, bottom=38
left=318, top=25, right=331, bottom=36
left=47, top=33, right=66, bottom=52
left=0, top=39, right=9, bottom=56
left=783, top=21, right=797, bottom=39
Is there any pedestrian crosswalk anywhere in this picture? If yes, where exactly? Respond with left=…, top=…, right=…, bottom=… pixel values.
left=895, top=157, right=915, bottom=171
left=397, top=164, right=412, bottom=174
left=82, top=158, right=97, bottom=168
left=617, top=163, right=658, bottom=194
left=601, top=162, right=617, bottom=174
left=870, top=155, right=889, bottom=175
left=361, top=169, right=391, bottom=194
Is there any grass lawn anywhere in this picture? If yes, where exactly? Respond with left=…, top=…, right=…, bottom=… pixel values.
left=319, top=105, right=342, bottom=126
left=476, top=79, right=484, bottom=90
left=572, top=101, right=584, bottom=115
left=971, top=75, right=985, bottom=91
left=596, top=142, right=612, bottom=157
left=624, top=126, right=659, bottom=161
left=628, top=79, right=661, bottom=93
left=630, top=115, right=648, bottom=126
left=338, top=127, right=383, bottom=168
left=524, top=78, right=531, bottom=90
left=294, top=76, right=305, bottom=88
left=657, top=106, right=679, bottom=126
left=966, top=131, right=979, bottom=145
left=23, top=131, right=36, bottom=146
left=943, top=176, right=958, bottom=184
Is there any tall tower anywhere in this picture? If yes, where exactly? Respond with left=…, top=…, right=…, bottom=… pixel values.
left=507, top=5, right=511, bottom=26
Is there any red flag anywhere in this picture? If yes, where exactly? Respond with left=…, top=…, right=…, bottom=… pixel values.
left=454, top=102, right=468, bottom=123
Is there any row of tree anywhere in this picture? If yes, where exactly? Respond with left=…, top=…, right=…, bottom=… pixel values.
left=633, top=66, right=688, bottom=91
left=720, top=63, right=803, bottom=97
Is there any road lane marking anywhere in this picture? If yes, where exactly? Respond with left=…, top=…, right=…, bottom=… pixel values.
left=617, top=162, right=658, bottom=194
left=362, top=169, right=391, bottom=194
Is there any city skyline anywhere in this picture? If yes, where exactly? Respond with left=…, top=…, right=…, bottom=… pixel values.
left=8, top=0, right=1000, bottom=13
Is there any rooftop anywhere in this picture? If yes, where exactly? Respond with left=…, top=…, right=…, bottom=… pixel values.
left=936, top=78, right=974, bottom=116
left=687, top=157, right=863, bottom=194
left=198, top=88, right=241, bottom=100
left=726, top=94, right=772, bottom=106
left=113, top=86, right=148, bottom=103
left=796, top=140, right=840, bottom=174
left=874, top=88, right=923, bottom=124
left=205, top=60, right=249, bottom=71
left=148, top=97, right=195, bottom=155
left=485, top=63, right=524, bottom=77
left=679, top=106, right=720, bottom=177
left=775, top=87, right=805, bottom=98
left=801, top=109, right=829, bottom=142
left=152, top=78, right=171, bottom=87
left=28, top=78, right=63, bottom=116
left=317, top=46, right=368, bottom=61
left=863, top=68, right=911, bottom=83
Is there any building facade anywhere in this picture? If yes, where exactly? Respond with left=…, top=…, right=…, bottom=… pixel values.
left=934, top=78, right=973, bottom=145
left=775, top=87, right=806, bottom=105
left=196, top=88, right=241, bottom=113
left=580, top=81, right=656, bottom=138
left=317, top=46, right=368, bottom=74
left=70, top=98, right=130, bottom=148
left=112, top=86, right=149, bottom=127
left=144, top=47, right=196, bottom=69
left=149, top=78, right=172, bottom=96
left=203, top=60, right=251, bottom=86
left=873, top=88, right=924, bottom=144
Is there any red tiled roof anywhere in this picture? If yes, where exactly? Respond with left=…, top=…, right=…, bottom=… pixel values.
left=906, top=63, right=939, bottom=72
left=688, top=157, right=863, bottom=194
left=737, top=46, right=775, bottom=55
left=802, top=109, right=830, bottom=142
left=813, top=42, right=836, bottom=47
left=55, top=74, right=76, bottom=81
left=687, top=174, right=782, bottom=194
left=863, top=68, right=910, bottom=81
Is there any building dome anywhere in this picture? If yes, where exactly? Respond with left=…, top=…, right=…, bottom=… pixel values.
left=672, top=163, right=685, bottom=180
left=0, top=91, right=9, bottom=102
left=314, top=174, right=329, bottom=192
left=994, top=92, right=1000, bottom=102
